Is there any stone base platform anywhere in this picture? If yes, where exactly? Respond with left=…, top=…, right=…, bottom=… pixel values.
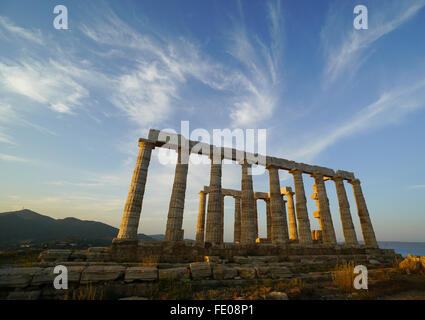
left=38, top=240, right=399, bottom=264
left=109, top=240, right=398, bottom=264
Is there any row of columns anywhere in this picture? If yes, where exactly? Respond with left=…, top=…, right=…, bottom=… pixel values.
left=117, top=140, right=378, bottom=249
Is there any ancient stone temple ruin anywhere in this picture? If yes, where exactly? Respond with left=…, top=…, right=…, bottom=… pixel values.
left=111, top=128, right=382, bottom=262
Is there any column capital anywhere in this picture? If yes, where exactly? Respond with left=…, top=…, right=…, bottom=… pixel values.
left=310, top=171, right=325, bottom=179
left=265, top=164, right=279, bottom=170
left=198, top=190, right=206, bottom=196
left=289, top=167, right=303, bottom=175
left=331, top=175, right=345, bottom=182
left=138, top=138, right=156, bottom=149
left=237, top=158, right=253, bottom=166
left=348, top=178, right=361, bottom=185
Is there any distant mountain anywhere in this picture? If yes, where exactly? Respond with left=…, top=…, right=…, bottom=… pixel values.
left=0, top=209, right=156, bottom=249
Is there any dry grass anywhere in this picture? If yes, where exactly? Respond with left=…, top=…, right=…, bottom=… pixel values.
left=331, top=262, right=355, bottom=292
left=64, top=282, right=103, bottom=300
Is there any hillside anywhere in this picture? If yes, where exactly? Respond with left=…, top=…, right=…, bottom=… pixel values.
left=0, top=209, right=154, bottom=249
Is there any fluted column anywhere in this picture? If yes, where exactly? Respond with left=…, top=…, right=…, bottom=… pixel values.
left=333, top=176, right=358, bottom=245
left=267, top=165, right=288, bottom=244
left=284, top=188, right=298, bottom=240
left=265, top=199, right=272, bottom=241
left=349, top=179, right=378, bottom=248
left=220, top=195, right=225, bottom=243
left=165, top=148, right=189, bottom=241
left=253, top=199, right=259, bottom=240
left=195, top=191, right=207, bottom=243
left=240, top=161, right=256, bottom=244
left=117, top=140, right=154, bottom=240
left=205, top=153, right=223, bottom=244
left=289, top=168, right=312, bottom=244
left=234, top=196, right=241, bottom=243
left=311, top=173, right=336, bottom=244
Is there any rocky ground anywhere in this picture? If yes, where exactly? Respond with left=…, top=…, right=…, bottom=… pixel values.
left=0, top=249, right=424, bottom=300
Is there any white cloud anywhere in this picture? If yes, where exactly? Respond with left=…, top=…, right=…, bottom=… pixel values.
left=227, top=0, right=284, bottom=127
left=0, top=153, right=27, bottom=162
left=0, top=60, right=89, bottom=114
left=408, top=185, right=425, bottom=190
left=0, top=16, right=43, bottom=45
left=285, top=78, right=425, bottom=162
left=322, top=1, right=425, bottom=84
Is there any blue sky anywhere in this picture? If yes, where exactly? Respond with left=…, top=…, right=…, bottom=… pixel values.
left=1, top=0, right=425, bottom=242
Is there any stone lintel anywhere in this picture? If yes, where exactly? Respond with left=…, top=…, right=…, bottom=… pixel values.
left=146, top=129, right=353, bottom=179
left=203, top=186, right=285, bottom=200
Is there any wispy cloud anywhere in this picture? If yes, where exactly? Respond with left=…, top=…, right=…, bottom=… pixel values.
left=0, top=16, right=43, bottom=45
left=0, top=104, right=56, bottom=136
left=0, top=60, right=90, bottom=114
left=227, top=0, right=285, bottom=127
left=0, top=153, right=27, bottom=162
left=286, top=77, right=425, bottom=162
left=408, top=185, right=425, bottom=190
left=322, top=1, right=425, bottom=84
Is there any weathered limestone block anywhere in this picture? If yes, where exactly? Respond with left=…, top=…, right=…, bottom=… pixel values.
left=212, top=265, right=238, bottom=280
left=269, top=266, right=292, bottom=279
left=159, top=267, right=190, bottom=281
left=7, top=290, right=41, bottom=300
left=233, top=256, right=250, bottom=264
left=0, top=268, right=42, bottom=288
left=38, top=249, right=72, bottom=262
left=368, top=259, right=381, bottom=265
left=236, top=267, right=257, bottom=279
left=88, top=247, right=110, bottom=253
left=267, top=292, right=288, bottom=300
left=80, top=265, right=126, bottom=284
left=189, top=262, right=212, bottom=280
left=124, top=267, right=157, bottom=282
left=69, top=250, right=88, bottom=261
left=85, top=252, right=111, bottom=262
left=255, top=266, right=270, bottom=279
left=32, top=266, right=85, bottom=285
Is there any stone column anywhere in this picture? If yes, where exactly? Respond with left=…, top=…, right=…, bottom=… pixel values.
left=220, top=195, right=225, bottom=243
left=240, top=161, right=256, bottom=244
left=267, top=165, right=288, bottom=244
left=284, top=188, right=298, bottom=240
left=164, top=148, right=189, bottom=241
left=333, top=176, right=358, bottom=245
left=234, top=196, right=241, bottom=243
left=349, top=179, right=378, bottom=248
left=205, top=153, right=223, bottom=244
left=195, top=191, right=207, bottom=243
left=253, top=198, right=259, bottom=240
left=289, top=168, right=312, bottom=244
left=311, top=173, right=336, bottom=244
left=117, top=140, right=154, bottom=240
left=265, top=199, right=272, bottom=241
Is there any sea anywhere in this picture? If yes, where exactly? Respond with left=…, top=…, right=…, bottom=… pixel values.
left=378, top=241, right=425, bottom=258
